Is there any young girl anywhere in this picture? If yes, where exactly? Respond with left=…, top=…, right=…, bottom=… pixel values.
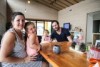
left=24, top=22, right=40, bottom=56
left=24, top=22, right=49, bottom=67
left=41, top=29, right=51, bottom=43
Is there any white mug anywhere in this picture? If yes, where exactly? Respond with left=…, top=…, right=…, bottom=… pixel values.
left=53, top=45, right=61, bottom=54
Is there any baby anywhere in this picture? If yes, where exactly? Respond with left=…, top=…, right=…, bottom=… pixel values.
left=41, top=29, right=51, bottom=43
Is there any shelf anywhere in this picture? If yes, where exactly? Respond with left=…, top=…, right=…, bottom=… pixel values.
left=93, top=20, right=100, bottom=44
left=93, top=33, right=100, bottom=35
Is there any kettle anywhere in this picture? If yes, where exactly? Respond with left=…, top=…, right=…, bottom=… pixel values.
left=53, top=45, right=61, bottom=54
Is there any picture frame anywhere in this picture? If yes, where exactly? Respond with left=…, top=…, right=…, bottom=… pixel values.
left=95, top=40, right=100, bottom=49
left=63, top=23, right=71, bottom=30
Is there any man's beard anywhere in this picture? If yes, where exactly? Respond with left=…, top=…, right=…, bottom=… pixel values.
left=56, top=27, right=60, bottom=31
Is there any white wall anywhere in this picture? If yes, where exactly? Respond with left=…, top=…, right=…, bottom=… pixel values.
left=0, top=0, right=6, bottom=36
left=7, top=0, right=58, bottom=20
left=58, top=0, right=100, bottom=42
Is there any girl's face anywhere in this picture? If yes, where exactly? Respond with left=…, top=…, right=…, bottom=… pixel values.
left=27, top=24, right=36, bottom=34
left=12, top=15, right=25, bottom=30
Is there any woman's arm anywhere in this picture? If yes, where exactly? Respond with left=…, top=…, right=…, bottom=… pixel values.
left=0, top=32, right=25, bottom=63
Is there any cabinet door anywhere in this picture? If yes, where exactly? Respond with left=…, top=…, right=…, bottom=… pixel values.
left=93, top=33, right=100, bottom=45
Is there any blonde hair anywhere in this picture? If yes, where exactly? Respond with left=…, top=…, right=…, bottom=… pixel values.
left=44, top=29, right=49, bottom=34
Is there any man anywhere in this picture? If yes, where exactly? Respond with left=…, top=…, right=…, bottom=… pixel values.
left=51, top=21, right=72, bottom=43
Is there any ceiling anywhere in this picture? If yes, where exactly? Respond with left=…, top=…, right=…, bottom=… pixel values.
left=33, top=0, right=84, bottom=11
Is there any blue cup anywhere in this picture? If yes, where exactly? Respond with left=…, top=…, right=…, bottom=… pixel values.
left=53, top=45, right=61, bottom=54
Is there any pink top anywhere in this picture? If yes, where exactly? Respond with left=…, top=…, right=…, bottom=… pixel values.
left=42, top=36, right=51, bottom=42
left=26, top=38, right=37, bottom=56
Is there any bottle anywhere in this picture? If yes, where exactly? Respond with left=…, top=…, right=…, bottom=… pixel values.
left=86, top=45, right=89, bottom=52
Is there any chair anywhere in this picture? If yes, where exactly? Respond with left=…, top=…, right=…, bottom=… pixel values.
left=38, top=36, right=42, bottom=43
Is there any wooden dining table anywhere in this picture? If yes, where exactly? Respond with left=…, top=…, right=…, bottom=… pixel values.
left=40, top=41, right=89, bottom=67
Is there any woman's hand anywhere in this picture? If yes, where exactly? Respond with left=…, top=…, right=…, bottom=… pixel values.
left=24, top=55, right=37, bottom=63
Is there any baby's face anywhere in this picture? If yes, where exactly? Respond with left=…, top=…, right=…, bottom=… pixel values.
left=27, top=25, right=36, bottom=34
left=44, top=31, right=49, bottom=36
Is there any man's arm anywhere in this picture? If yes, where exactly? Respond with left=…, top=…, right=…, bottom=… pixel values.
left=67, top=36, right=73, bottom=42
left=67, top=36, right=73, bottom=46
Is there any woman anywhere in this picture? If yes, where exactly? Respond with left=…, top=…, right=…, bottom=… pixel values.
left=0, top=12, right=47, bottom=67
